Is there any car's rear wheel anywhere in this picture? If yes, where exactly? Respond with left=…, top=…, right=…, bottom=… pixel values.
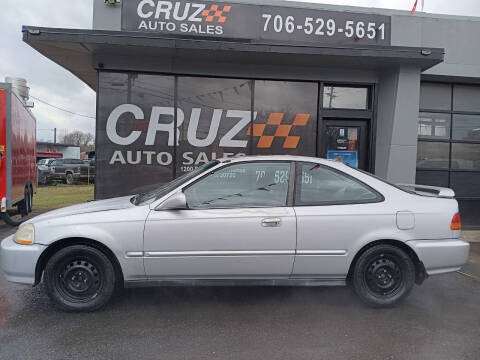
left=352, top=244, right=415, bottom=307
left=44, top=245, right=116, bottom=312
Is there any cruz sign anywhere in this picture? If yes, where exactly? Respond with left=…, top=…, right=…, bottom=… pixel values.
left=105, top=105, right=311, bottom=167
left=122, top=0, right=392, bottom=46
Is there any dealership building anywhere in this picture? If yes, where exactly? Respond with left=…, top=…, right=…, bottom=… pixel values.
left=23, top=0, right=480, bottom=227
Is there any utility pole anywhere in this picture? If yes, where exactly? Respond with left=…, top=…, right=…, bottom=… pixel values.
left=53, top=128, right=57, bottom=144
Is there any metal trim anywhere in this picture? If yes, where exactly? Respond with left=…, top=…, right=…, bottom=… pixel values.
left=22, top=26, right=445, bottom=57
left=125, top=251, right=144, bottom=258
left=297, top=250, right=347, bottom=256
left=143, top=250, right=294, bottom=257
left=124, top=278, right=346, bottom=288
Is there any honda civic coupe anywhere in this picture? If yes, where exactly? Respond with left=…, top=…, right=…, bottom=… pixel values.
left=0, top=156, right=469, bottom=312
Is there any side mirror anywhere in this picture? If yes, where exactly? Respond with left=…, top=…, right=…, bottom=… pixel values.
left=156, top=192, right=187, bottom=211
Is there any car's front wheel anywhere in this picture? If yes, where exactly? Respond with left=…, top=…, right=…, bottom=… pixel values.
left=352, top=244, right=415, bottom=307
left=44, top=245, right=116, bottom=312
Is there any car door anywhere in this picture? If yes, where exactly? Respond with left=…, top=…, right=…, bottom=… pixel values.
left=291, top=162, right=385, bottom=280
left=52, top=159, right=65, bottom=175
left=143, top=161, right=296, bottom=279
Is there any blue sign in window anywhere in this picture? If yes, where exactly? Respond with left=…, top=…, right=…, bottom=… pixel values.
left=327, top=150, right=359, bottom=168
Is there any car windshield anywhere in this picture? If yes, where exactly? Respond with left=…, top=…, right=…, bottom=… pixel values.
left=133, top=161, right=219, bottom=206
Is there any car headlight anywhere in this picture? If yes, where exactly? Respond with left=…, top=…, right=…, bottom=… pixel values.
left=14, top=223, right=35, bottom=245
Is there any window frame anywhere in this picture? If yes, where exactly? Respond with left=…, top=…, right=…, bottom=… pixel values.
left=293, top=162, right=384, bottom=207
left=322, top=84, right=371, bottom=110
left=181, top=160, right=296, bottom=210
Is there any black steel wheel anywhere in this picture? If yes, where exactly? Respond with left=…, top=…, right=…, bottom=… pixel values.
left=352, top=244, right=415, bottom=307
left=44, top=245, right=116, bottom=312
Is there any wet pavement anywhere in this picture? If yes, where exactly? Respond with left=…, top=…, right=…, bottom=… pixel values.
left=0, top=221, right=479, bottom=360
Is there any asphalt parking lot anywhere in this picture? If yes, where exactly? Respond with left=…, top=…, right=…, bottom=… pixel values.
left=0, top=223, right=479, bottom=360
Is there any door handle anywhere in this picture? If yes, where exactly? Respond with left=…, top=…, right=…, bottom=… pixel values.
left=261, top=218, right=281, bottom=227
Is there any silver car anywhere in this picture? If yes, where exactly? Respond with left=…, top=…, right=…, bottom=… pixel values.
left=0, top=156, right=470, bottom=312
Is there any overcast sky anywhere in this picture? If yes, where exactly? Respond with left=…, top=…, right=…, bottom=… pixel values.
left=1, top=0, right=480, bottom=143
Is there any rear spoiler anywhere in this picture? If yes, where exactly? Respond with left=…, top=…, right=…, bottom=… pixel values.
left=396, top=184, right=456, bottom=198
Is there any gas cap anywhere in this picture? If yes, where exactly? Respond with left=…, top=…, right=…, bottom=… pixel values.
left=396, top=211, right=415, bottom=230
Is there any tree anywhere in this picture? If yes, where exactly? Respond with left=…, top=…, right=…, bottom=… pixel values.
left=61, top=131, right=95, bottom=152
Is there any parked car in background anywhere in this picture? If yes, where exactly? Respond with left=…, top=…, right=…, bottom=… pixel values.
left=47, top=158, right=95, bottom=185
left=37, top=158, right=56, bottom=167
left=81, top=158, right=95, bottom=183
left=0, top=156, right=469, bottom=312
left=37, top=158, right=56, bottom=185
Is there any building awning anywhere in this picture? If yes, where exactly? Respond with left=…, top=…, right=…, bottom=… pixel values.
left=23, top=26, right=444, bottom=91
left=37, top=152, right=63, bottom=159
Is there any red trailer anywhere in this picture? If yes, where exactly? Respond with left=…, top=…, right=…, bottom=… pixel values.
left=0, top=82, right=36, bottom=226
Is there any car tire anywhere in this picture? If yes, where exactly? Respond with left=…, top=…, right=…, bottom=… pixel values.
left=28, top=186, right=33, bottom=213
left=65, top=173, right=74, bottom=185
left=352, top=244, right=415, bottom=307
left=44, top=245, right=116, bottom=312
left=19, top=195, right=28, bottom=217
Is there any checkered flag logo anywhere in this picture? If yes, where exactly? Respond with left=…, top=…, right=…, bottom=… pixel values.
left=247, top=113, right=310, bottom=149
left=201, top=4, right=232, bottom=23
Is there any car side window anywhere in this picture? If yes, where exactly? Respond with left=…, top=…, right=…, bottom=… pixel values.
left=295, top=162, right=382, bottom=206
left=184, top=162, right=291, bottom=209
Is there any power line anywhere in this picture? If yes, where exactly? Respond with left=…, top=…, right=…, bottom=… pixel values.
left=29, top=95, right=96, bottom=119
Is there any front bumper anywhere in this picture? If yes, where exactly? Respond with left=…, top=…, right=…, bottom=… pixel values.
left=0, top=235, right=46, bottom=285
left=408, top=239, right=470, bottom=276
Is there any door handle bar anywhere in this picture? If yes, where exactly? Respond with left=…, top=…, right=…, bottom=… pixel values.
left=261, top=218, right=281, bottom=227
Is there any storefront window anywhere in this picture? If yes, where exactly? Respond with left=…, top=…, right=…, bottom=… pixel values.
left=416, top=141, right=450, bottom=169
left=415, top=170, right=449, bottom=188
left=177, top=77, right=252, bottom=176
left=322, top=86, right=368, bottom=109
left=418, top=112, right=451, bottom=139
left=253, top=80, right=317, bottom=156
left=420, top=83, right=452, bottom=111
left=451, top=143, right=480, bottom=170
left=417, top=82, right=480, bottom=227
left=453, top=85, right=480, bottom=113
left=452, top=114, right=480, bottom=141
left=450, top=172, right=480, bottom=198
left=97, top=72, right=175, bottom=199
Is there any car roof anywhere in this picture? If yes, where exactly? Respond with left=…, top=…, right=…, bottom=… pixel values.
left=217, top=155, right=337, bottom=165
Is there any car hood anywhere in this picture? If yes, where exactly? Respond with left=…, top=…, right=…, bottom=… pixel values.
left=28, top=196, right=135, bottom=223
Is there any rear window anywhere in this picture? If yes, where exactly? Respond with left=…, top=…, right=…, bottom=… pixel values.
left=295, top=162, right=383, bottom=206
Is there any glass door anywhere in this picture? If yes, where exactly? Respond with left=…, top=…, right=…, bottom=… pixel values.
left=322, top=120, right=369, bottom=170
